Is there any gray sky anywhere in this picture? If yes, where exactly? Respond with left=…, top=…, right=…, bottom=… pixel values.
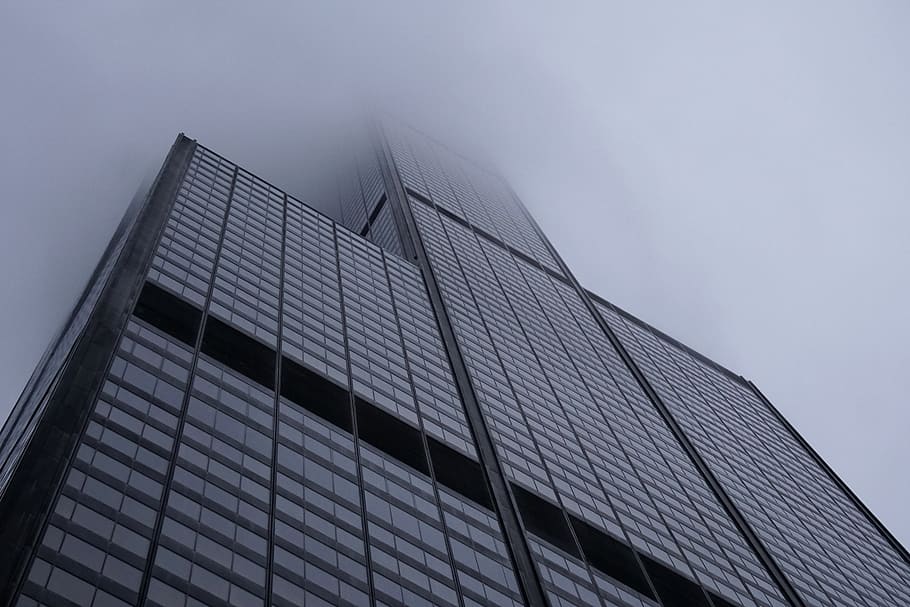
left=1, top=1, right=907, bottom=550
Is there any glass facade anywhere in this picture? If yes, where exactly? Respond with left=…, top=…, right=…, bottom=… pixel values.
left=1, top=126, right=907, bottom=607
left=597, top=301, right=910, bottom=606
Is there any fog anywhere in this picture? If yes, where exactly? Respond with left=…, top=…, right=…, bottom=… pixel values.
left=1, top=2, right=907, bottom=548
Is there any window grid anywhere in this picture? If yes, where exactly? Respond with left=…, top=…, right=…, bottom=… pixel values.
left=271, top=399, right=370, bottom=607
left=463, top=221, right=756, bottom=604
left=19, top=320, right=191, bottom=607
left=385, top=256, right=477, bottom=458
left=438, top=487, right=525, bottom=607
left=209, top=170, right=283, bottom=346
left=412, top=202, right=555, bottom=499
left=386, top=123, right=561, bottom=274
left=600, top=303, right=910, bottom=606
left=409, top=184, right=798, bottom=607
left=368, top=202, right=403, bottom=257
left=546, top=275, right=786, bottom=607
left=528, top=538, right=604, bottom=607
left=410, top=202, right=643, bottom=603
left=144, top=356, right=274, bottom=607
left=281, top=198, right=348, bottom=386
left=148, top=149, right=234, bottom=307
left=337, top=230, right=419, bottom=425
left=11, top=142, right=527, bottom=607
left=337, top=228, right=483, bottom=607
left=360, top=445, right=461, bottom=607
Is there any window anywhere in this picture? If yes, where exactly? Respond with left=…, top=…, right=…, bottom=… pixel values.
left=133, top=282, right=202, bottom=347
left=280, top=357, right=351, bottom=431
left=356, top=397, right=427, bottom=475
left=510, top=483, right=578, bottom=558
left=201, top=316, right=275, bottom=389
left=427, top=437, right=491, bottom=509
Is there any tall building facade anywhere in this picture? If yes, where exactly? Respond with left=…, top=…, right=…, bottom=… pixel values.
left=0, top=126, right=907, bottom=607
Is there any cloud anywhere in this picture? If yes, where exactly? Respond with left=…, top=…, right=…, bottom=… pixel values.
left=1, top=1, right=908, bottom=553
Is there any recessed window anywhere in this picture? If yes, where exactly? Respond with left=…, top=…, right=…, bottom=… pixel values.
left=355, top=397, right=428, bottom=475
left=510, top=483, right=579, bottom=557
left=201, top=316, right=276, bottom=389
left=280, top=357, right=351, bottom=432
left=133, top=282, right=202, bottom=347
left=641, top=555, right=710, bottom=607
left=569, top=515, right=655, bottom=600
left=427, top=437, right=491, bottom=509
left=367, top=194, right=388, bottom=225
left=709, top=592, right=741, bottom=607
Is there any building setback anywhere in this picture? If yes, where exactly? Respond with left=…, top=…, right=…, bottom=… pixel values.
left=0, top=125, right=907, bottom=607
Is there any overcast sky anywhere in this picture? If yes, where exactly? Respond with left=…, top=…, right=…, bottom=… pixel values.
left=1, top=2, right=907, bottom=549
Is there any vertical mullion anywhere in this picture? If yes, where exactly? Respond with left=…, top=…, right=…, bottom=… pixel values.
left=373, top=125, right=550, bottom=607
left=136, top=164, right=239, bottom=606
left=379, top=250, right=467, bottom=607
left=469, top=237, right=663, bottom=606
left=432, top=215, right=608, bottom=607
left=263, top=193, right=288, bottom=606
left=332, top=224, right=378, bottom=606
left=509, top=180, right=807, bottom=607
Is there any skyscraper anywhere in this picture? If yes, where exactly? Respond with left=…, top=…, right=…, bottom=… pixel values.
left=1, top=125, right=907, bottom=607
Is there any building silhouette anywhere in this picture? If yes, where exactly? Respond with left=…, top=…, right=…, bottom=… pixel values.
left=1, top=125, right=907, bottom=607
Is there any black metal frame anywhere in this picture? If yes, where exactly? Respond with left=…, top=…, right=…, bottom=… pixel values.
left=0, top=134, right=196, bottom=604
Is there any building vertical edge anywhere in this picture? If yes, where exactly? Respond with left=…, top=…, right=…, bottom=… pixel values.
left=0, top=175, right=154, bottom=477
left=745, top=379, right=910, bottom=566
left=372, top=126, right=551, bottom=607
left=0, top=134, right=196, bottom=603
